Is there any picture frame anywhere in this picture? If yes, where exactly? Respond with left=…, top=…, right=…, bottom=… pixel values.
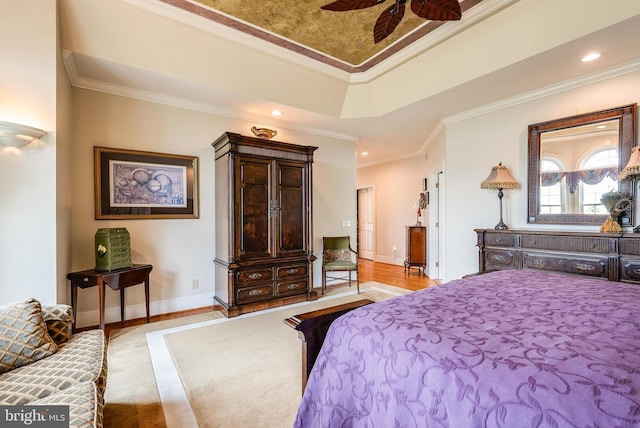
left=422, top=178, right=428, bottom=191
left=94, top=146, right=199, bottom=220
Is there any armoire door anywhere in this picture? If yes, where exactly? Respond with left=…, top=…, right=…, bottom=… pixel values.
left=236, top=156, right=272, bottom=260
left=275, top=160, right=307, bottom=258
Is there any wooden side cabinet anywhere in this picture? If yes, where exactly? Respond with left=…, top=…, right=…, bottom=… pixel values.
left=404, top=226, right=426, bottom=275
left=213, top=132, right=318, bottom=317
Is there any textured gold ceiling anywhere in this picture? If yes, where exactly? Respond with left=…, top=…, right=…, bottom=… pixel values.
left=162, top=0, right=483, bottom=71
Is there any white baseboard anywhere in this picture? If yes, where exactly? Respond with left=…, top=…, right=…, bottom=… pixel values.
left=375, top=255, right=404, bottom=266
left=75, top=292, right=214, bottom=329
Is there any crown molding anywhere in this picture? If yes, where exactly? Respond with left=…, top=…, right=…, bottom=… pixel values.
left=351, top=0, right=517, bottom=83
left=443, top=58, right=640, bottom=125
left=117, top=0, right=352, bottom=81
left=118, top=0, right=513, bottom=85
left=62, top=50, right=357, bottom=143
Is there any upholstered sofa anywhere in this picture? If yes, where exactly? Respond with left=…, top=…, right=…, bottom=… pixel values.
left=0, top=298, right=107, bottom=427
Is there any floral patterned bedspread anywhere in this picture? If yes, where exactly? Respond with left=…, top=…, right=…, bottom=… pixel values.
left=294, top=270, right=640, bottom=427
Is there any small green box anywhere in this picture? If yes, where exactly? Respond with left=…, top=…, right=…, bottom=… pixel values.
left=95, top=228, right=132, bottom=271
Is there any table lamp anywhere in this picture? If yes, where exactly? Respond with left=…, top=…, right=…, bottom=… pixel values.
left=480, top=162, right=520, bottom=230
left=618, top=146, right=640, bottom=232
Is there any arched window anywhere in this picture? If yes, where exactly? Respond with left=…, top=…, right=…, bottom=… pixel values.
left=579, top=148, right=618, bottom=214
left=540, top=158, right=564, bottom=214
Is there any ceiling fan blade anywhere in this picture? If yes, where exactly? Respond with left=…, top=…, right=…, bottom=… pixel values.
left=374, top=3, right=405, bottom=43
left=321, top=0, right=386, bottom=11
left=410, top=0, right=461, bottom=20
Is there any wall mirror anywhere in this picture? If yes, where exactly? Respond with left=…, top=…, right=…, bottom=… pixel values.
left=527, top=104, right=637, bottom=226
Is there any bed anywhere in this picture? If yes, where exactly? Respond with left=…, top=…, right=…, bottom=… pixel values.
left=294, top=270, right=640, bottom=427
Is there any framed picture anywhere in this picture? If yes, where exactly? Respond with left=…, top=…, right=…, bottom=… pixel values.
left=422, top=178, right=428, bottom=191
left=94, top=146, right=199, bottom=220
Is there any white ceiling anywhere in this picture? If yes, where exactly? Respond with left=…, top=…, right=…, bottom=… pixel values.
left=58, top=0, right=640, bottom=166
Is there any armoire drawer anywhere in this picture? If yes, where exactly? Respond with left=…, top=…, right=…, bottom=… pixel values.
left=522, top=252, right=608, bottom=278
left=236, top=284, right=274, bottom=303
left=236, top=268, right=273, bottom=285
left=276, top=279, right=307, bottom=297
left=276, top=264, right=307, bottom=279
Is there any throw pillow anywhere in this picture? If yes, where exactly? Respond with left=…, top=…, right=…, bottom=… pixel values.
left=323, top=249, right=351, bottom=263
left=0, top=298, right=58, bottom=374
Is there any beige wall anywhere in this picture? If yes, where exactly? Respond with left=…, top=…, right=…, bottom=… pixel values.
left=0, top=0, right=60, bottom=304
left=70, top=89, right=356, bottom=327
left=441, top=69, right=640, bottom=281
left=357, top=156, right=427, bottom=266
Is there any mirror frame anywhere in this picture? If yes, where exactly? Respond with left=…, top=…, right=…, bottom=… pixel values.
left=527, top=104, right=637, bottom=226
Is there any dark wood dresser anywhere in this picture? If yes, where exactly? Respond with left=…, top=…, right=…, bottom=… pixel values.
left=475, top=229, right=640, bottom=283
left=213, top=132, right=318, bottom=317
left=404, top=226, right=426, bottom=275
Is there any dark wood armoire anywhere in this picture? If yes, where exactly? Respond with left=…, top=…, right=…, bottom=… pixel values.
left=213, top=132, right=318, bottom=317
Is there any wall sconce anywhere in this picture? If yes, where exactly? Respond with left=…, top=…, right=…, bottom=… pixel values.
left=618, top=146, right=640, bottom=232
left=480, top=162, right=520, bottom=230
left=0, top=121, right=46, bottom=148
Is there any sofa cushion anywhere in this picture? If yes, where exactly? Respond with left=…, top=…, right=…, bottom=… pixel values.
left=0, top=329, right=106, bottom=405
left=30, top=381, right=102, bottom=428
left=0, top=298, right=58, bottom=374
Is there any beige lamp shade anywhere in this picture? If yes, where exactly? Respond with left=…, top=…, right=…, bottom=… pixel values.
left=480, top=163, right=520, bottom=190
left=618, top=146, right=640, bottom=180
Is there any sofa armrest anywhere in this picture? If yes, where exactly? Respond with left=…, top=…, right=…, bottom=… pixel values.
left=42, top=304, right=74, bottom=345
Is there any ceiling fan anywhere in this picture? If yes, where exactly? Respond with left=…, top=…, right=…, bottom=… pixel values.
left=321, top=0, right=462, bottom=44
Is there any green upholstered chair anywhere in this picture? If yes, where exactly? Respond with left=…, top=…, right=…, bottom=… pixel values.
left=322, top=236, right=359, bottom=295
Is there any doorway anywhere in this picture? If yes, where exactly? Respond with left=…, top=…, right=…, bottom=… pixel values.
left=357, top=187, right=374, bottom=260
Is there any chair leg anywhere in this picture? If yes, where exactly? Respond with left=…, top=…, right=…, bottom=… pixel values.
left=356, top=270, right=360, bottom=294
left=322, top=268, right=326, bottom=295
left=348, top=271, right=352, bottom=288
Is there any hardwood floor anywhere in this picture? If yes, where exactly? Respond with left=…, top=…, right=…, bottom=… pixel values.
left=96, top=260, right=439, bottom=338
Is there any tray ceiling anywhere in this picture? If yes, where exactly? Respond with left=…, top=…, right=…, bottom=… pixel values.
left=163, top=0, right=484, bottom=71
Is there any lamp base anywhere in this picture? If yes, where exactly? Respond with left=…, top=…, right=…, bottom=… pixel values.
left=494, top=219, right=508, bottom=230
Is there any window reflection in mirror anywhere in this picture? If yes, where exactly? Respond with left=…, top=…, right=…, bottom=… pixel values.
left=539, top=119, right=619, bottom=216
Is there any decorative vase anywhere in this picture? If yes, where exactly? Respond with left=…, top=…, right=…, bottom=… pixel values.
left=600, top=215, right=622, bottom=233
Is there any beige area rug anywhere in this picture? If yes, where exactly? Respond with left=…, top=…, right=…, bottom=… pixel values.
left=104, top=282, right=410, bottom=427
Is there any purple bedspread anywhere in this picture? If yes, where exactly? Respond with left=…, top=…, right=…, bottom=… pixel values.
left=294, top=270, right=640, bottom=427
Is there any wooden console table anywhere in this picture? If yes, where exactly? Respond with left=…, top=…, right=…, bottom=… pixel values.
left=284, top=299, right=374, bottom=393
left=67, top=264, right=153, bottom=331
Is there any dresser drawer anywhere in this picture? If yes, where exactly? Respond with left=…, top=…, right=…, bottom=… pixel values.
left=276, top=279, right=307, bottom=296
left=620, top=257, right=640, bottom=282
left=522, top=252, right=608, bottom=278
left=276, top=264, right=307, bottom=279
left=484, top=233, right=516, bottom=248
left=521, top=235, right=614, bottom=254
left=485, top=249, right=515, bottom=269
left=236, top=284, right=273, bottom=303
left=620, top=238, right=640, bottom=257
left=236, top=268, right=273, bottom=285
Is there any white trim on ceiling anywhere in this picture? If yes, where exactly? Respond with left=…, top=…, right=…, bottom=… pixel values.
left=117, top=0, right=517, bottom=84
left=61, top=50, right=358, bottom=143
left=443, top=58, right=640, bottom=125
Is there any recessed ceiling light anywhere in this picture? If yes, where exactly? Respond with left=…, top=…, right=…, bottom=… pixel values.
left=582, top=53, right=600, bottom=62
left=271, top=110, right=282, bottom=117
left=361, top=151, right=368, bottom=156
